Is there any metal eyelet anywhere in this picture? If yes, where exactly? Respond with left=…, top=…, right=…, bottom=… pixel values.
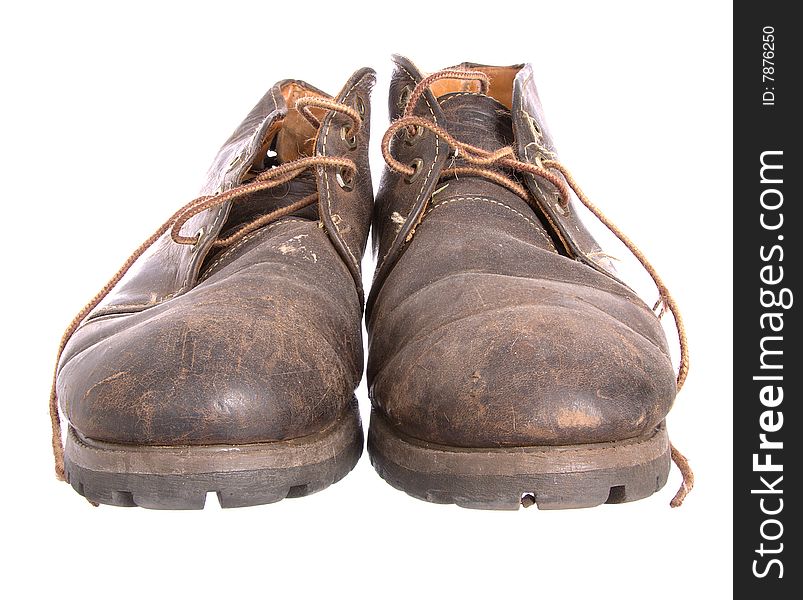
left=192, top=227, right=205, bottom=251
left=397, top=85, right=412, bottom=111
left=355, top=96, right=366, bottom=116
left=340, top=124, right=357, bottom=150
left=555, top=194, right=569, bottom=215
left=404, top=158, right=424, bottom=184
left=336, top=166, right=354, bottom=191
left=403, top=124, right=423, bottom=145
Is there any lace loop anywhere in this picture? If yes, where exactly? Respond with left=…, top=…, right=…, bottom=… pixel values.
left=296, top=96, right=363, bottom=138
left=402, top=69, right=489, bottom=120
left=381, top=116, right=572, bottom=204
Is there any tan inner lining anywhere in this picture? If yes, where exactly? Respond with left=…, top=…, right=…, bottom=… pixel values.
left=255, top=81, right=330, bottom=167
left=429, top=65, right=519, bottom=109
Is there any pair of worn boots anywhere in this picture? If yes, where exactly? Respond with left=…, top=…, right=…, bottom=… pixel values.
left=51, top=56, right=692, bottom=510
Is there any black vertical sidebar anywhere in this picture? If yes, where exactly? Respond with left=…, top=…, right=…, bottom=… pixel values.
left=734, top=3, right=798, bottom=595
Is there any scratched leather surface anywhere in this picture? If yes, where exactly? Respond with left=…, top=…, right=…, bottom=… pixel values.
left=509, top=62, right=617, bottom=276
left=370, top=55, right=451, bottom=291
left=58, top=70, right=375, bottom=444
left=368, top=58, right=675, bottom=447
left=91, top=83, right=288, bottom=317
left=314, top=71, right=376, bottom=297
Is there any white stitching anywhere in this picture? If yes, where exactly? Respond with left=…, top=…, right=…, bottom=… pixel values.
left=269, top=86, right=279, bottom=113
left=518, top=88, right=558, bottom=208
left=517, top=79, right=549, bottom=199
left=426, top=196, right=557, bottom=250
left=92, top=291, right=181, bottom=316
left=178, top=205, right=225, bottom=292
left=438, top=91, right=482, bottom=106
left=321, top=78, right=362, bottom=270
left=198, top=218, right=307, bottom=283
left=517, top=86, right=578, bottom=256
left=91, top=219, right=306, bottom=317
left=91, top=302, right=166, bottom=313
left=101, top=91, right=286, bottom=314
left=174, top=89, right=285, bottom=300
left=377, top=63, right=440, bottom=271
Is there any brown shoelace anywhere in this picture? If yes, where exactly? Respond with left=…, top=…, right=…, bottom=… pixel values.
left=49, top=98, right=361, bottom=483
left=381, top=69, right=693, bottom=507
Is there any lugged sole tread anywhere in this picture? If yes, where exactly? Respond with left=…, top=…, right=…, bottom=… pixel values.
left=368, top=410, right=670, bottom=511
left=63, top=399, right=362, bottom=510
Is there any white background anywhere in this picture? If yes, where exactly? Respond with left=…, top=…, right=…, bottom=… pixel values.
left=1, top=1, right=732, bottom=597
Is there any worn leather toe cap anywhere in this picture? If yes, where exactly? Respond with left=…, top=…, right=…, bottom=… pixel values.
left=369, top=272, right=677, bottom=447
left=58, top=220, right=362, bottom=445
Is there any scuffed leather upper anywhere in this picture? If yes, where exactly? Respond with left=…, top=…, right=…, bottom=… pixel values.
left=57, top=68, right=375, bottom=445
left=367, top=57, right=676, bottom=447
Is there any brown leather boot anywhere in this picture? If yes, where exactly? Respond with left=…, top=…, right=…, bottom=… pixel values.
left=367, top=56, right=692, bottom=510
left=50, top=68, right=376, bottom=508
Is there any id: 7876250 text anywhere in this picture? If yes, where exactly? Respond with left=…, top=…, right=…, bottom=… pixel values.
left=763, top=26, right=775, bottom=106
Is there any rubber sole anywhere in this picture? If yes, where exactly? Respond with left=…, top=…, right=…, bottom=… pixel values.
left=368, top=410, right=670, bottom=510
left=64, top=399, right=363, bottom=509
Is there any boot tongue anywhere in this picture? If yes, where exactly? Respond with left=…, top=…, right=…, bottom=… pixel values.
left=437, top=92, right=515, bottom=152
left=217, top=170, right=318, bottom=241
left=435, top=92, right=526, bottom=199
left=432, top=92, right=556, bottom=253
